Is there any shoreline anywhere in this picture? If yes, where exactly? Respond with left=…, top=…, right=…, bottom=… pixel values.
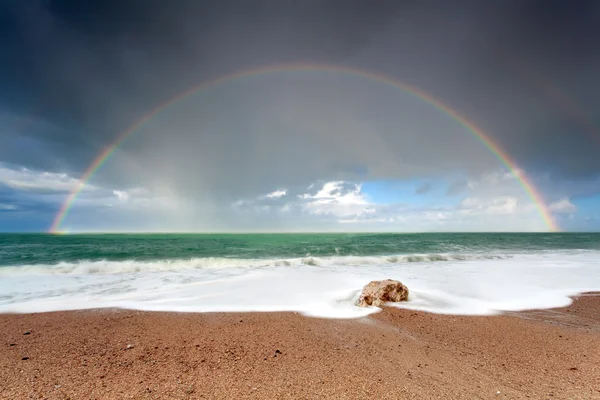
left=1, top=294, right=599, bottom=399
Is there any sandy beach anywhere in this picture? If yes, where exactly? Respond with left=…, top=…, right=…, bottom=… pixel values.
left=1, top=294, right=599, bottom=400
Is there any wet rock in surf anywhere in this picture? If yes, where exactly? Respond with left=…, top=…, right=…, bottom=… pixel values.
left=357, top=279, right=409, bottom=307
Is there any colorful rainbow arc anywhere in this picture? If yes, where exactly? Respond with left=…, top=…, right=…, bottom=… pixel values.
left=49, top=63, right=559, bottom=233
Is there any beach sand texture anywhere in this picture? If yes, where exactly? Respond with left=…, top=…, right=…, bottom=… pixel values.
left=1, top=294, right=599, bottom=399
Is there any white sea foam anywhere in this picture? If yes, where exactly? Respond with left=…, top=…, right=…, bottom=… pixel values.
left=0, top=251, right=598, bottom=318
left=0, top=253, right=508, bottom=275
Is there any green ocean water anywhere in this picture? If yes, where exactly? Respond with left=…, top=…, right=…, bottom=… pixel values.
left=1, top=232, right=599, bottom=267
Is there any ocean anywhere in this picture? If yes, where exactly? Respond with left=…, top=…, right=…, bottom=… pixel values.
left=0, top=233, right=599, bottom=318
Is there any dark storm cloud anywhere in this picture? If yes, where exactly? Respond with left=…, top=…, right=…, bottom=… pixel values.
left=1, top=0, right=600, bottom=191
left=0, top=182, right=61, bottom=216
left=0, top=1, right=398, bottom=129
left=445, top=0, right=600, bottom=179
left=0, top=0, right=406, bottom=180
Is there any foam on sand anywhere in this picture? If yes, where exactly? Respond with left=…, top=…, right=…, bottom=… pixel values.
left=0, top=251, right=598, bottom=318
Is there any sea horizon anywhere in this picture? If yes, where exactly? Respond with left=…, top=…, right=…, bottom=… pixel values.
left=2, top=230, right=596, bottom=235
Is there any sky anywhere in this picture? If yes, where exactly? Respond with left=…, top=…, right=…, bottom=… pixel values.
left=1, top=0, right=600, bottom=232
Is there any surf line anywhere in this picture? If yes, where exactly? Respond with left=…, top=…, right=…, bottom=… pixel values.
left=49, top=63, right=559, bottom=233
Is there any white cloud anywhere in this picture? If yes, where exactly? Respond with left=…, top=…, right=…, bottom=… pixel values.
left=301, top=181, right=367, bottom=203
left=0, top=164, right=179, bottom=214
left=300, top=181, right=374, bottom=218
left=459, top=196, right=520, bottom=216
left=0, top=203, right=17, bottom=210
left=264, top=189, right=287, bottom=198
left=549, top=198, right=577, bottom=214
left=0, top=163, right=91, bottom=193
left=107, top=187, right=178, bottom=209
left=223, top=169, right=552, bottom=231
left=338, top=217, right=392, bottom=224
left=473, top=168, right=525, bottom=189
left=113, top=190, right=129, bottom=203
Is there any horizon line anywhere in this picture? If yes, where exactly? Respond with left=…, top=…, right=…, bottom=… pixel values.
left=0, top=230, right=584, bottom=235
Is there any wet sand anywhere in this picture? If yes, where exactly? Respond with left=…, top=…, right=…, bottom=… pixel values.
left=1, top=294, right=599, bottom=399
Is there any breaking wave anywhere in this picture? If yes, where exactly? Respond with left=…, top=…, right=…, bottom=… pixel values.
left=0, top=250, right=598, bottom=318
left=0, top=253, right=510, bottom=276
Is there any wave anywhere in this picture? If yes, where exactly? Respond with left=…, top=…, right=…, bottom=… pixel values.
left=0, top=253, right=511, bottom=276
left=1, top=250, right=598, bottom=317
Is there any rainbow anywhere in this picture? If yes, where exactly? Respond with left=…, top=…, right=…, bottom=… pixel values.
left=49, top=63, right=559, bottom=233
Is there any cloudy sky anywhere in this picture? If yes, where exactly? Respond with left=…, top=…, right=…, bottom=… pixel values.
left=1, top=0, right=599, bottom=232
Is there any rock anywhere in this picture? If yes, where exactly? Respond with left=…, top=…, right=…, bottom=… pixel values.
left=21, top=356, right=29, bottom=361
left=23, top=331, right=31, bottom=336
left=275, top=349, right=281, bottom=354
left=356, top=279, right=409, bottom=307
left=126, top=344, right=134, bottom=350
